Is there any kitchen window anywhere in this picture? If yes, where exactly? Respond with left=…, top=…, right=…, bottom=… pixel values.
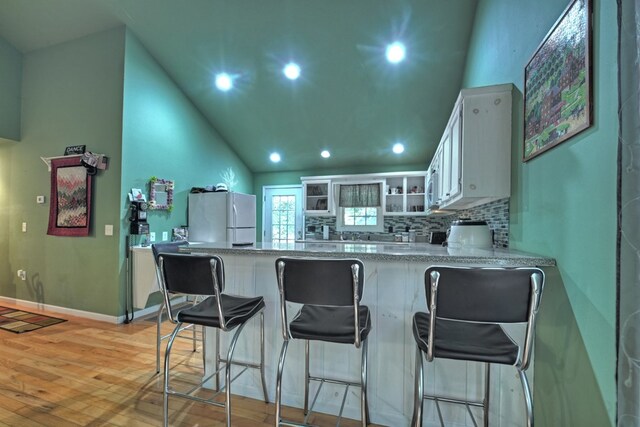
left=335, top=182, right=384, bottom=232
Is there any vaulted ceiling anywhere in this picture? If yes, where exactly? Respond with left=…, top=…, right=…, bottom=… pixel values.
left=0, top=0, right=478, bottom=173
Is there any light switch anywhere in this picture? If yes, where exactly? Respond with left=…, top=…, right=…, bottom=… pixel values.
left=149, top=232, right=156, bottom=242
left=21, top=222, right=27, bottom=232
left=36, top=195, right=45, bottom=204
left=162, top=231, right=168, bottom=241
left=105, top=224, right=113, bottom=236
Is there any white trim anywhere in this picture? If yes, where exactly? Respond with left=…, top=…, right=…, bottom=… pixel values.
left=301, top=170, right=427, bottom=182
left=0, top=296, right=162, bottom=324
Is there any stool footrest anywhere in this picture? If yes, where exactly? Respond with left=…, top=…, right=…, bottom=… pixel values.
left=308, top=375, right=361, bottom=388
left=422, top=393, right=485, bottom=427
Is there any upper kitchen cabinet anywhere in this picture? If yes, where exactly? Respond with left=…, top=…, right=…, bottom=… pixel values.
left=302, top=179, right=333, bottom=215
left=384, top=172, right=428, bottom=215
left=434, top=83, right=513, bottom=210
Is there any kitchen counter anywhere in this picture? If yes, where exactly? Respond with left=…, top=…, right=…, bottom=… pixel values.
left=182, top=240, right=555, bottom=426
left=185, top=240, right=555, bottom=266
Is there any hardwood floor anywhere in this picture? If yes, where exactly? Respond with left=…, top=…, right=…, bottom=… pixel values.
left=0, top=302, right=383, bottom=427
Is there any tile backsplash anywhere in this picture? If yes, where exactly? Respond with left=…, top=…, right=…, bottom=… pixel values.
left=305, top=198, right=510, bottom=248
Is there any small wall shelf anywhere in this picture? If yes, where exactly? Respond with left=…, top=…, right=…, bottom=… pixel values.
left=41, top=154, right=108, bottom=172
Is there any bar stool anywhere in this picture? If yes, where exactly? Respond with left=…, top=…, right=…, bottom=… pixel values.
left=151, top=241, right=200, bottom=374
left=274, top=257, right=371, bottom=427
left=411, top=266, right=545, bottom=427
left=158, top=252, right=269, bottom=427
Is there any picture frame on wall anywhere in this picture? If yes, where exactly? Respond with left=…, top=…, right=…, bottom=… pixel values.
left=523, top=0, right=592, bottom=162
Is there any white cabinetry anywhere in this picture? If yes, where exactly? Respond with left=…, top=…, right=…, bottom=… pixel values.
left=302, top=180, right=333, bottom=215
left=384, top=172, right=427, bottom=215
left=434, top=83, right=513, bottom=210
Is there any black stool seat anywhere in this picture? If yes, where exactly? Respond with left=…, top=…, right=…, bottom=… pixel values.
left=411, top=266, right=545, bottom=427
left=290, top=305, right=371, bottom=344
left=158, top=253, right=268, bottom=427
left=275, top=257, right=371, bottom=426
left=412, top=312, right=519, bottom=365
left=178, top=295, right=265, bottom=330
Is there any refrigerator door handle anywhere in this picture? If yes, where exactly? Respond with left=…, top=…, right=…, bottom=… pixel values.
left=232, top=204, right=237, bottom=228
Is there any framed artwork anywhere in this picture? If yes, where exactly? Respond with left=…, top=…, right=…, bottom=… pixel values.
left=148, top=177, right=174, bottom=210
left=523, top=0, right=592, bottom=162
left=47, top=156, right=92, bottom=236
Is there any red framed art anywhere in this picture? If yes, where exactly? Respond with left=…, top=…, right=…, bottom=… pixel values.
left=47, top=155, right=92, bottom=237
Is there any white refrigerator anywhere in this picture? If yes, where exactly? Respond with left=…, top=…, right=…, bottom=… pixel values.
left=188, top=192, right=256, bottom=243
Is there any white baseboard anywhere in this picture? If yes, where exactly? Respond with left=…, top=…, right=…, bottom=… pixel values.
left=0, top=296, right=163, bottom=324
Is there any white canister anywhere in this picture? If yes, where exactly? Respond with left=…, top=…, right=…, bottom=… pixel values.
left=447, top=220, right=493, bottom=249
left=322, top=225, right=330, bottom=240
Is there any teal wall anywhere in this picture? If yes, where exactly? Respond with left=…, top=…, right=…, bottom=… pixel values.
left=463, top=1, right=616, bottom=425
left=0, top=35, right=22, bottom=141
left=121, top=30, right=253, bottom=309
left=0, top=26, right=253, bottom=318
left=1, top=27, right=125, bottom=315
left=254, top=162, right=427, bottom=240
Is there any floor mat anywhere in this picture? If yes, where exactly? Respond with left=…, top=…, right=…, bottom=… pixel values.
left=0, top=306, right=67, bottom=333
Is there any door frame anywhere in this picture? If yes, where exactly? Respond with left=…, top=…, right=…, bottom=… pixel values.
left=261, top=185, right=304, bottom=243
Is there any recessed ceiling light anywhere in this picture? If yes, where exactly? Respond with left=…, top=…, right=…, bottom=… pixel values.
left=283, top=62, right=301, bottom=80
left=392, top=143, right=405, bottom=154
left=270, top=152, right=281, bottom=163
left=321, top=150, right=331, bottom=158
left=215, top=73, right=233, bottom=91
left=386, top=42, right=406, bottom=64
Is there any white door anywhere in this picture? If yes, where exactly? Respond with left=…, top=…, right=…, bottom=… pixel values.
left=262, top=186, right=303, bottom=243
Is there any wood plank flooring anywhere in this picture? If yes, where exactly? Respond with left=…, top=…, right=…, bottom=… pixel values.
left=0, top=302, right=384, bottom=427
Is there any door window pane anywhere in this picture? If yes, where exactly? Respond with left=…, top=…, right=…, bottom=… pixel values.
left=271, top=195, right=297, bottom=243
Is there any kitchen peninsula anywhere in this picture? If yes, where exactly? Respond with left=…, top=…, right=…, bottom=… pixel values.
left=183, top=242, right=555, bottom=426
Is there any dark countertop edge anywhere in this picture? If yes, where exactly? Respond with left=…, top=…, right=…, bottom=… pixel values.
left=184, top=246, right=556, bottom=267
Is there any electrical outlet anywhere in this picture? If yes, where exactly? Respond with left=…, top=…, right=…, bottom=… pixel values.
left=21, top=222, right=27, bottom=232
left=105, top=224, right=113, bottom=236
left=36, top=195, right=45, bottom=204
left=17, top=270, right=26, bottom=281
left=149, top=232, right=156, bottom=242
left=162, top=231, right=168, bottom=241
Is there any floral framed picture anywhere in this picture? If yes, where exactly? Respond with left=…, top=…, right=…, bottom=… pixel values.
left=523, top=0, right=592, bottom=162
left=149, top=177, right=174, bottom=210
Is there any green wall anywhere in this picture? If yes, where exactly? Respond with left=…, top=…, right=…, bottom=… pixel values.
left=0, top=35, right=22, bottom=141
left=1, top=27, right=125, bottom=315
left=254, top=162, right=427, bottom=240
left=121, top=30, right=253, bottom=309
left=463, top=1, right=616, bottom=425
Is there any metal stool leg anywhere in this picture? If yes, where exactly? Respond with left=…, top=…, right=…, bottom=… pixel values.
left=201, top=325, right=207, bottom=372
left=224, top=322, right=248, bottom=427
left=215, top=328, right=221, bottom=392
left=484, top=363, right=490, bottom=427
left=156, top=303, right=166, bottom=373
left=519, top=369, right=534, bottom=427
left=275, top=340, right=290, bottom=426
left=304, top=340, right=310, bottom=415
left=259, top=311, right=269, bottom=403
left=163, top=322, right=183, bottom=427
left=411, top=345, right=424, bottom=427
left=361, top=338, right=369, bottom=426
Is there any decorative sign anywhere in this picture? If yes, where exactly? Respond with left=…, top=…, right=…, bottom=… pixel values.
left=64, top=145, right=86, bottom=156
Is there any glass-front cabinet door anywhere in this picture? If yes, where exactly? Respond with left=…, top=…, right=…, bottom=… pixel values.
left=302, top=180, right=332, bottom=215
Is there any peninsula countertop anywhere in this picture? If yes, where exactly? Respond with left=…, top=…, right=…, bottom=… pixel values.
left=183, top=241, right=555, bottom=267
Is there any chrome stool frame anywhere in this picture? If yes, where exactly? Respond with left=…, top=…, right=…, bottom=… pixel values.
left=411, top=266, right=544, bottom=427
left=274, top=257, right=371, bottom=427
left=151, top=242, right=203, bottom=374
left=158, top=253, right=269, bottom=427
